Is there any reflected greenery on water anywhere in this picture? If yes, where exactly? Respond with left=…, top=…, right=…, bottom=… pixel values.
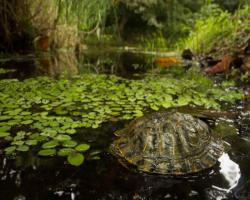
left=0, top=65, right=243, bottom=166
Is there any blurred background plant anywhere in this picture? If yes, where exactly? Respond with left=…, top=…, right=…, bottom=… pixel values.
left=0, top=0, right=249, bottom=52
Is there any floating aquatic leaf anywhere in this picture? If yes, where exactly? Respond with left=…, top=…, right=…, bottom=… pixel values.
left=21, top=120, right=33, bottom=125
left=0, top=116, right=12, bottom=121
left=67, top=152, right=84, bottom=166
left=66, top=129, right=76, bottom=134
left=92, top=124, right=99, bottom=129
left=54, top=134, right=71, bottom=141
left=26, top=140, right=38, bottom=146
left=4, top=146, right=16, bottom=154
left=0, top=132, right=10, bottom=137
left=42, top=140, right=59, bottom=149
left=133, top=110, right=143, bottom=117
left=90, top=156, right=100, bottom=160
left=16, top=145, right=29, bottom=152
left=57, top=148, right=75, bottom=156
left=150, top=105, right=159, bottom=111
left=11, top=141, right=24, bottom=145
left=41, top=129, right=57, bottom=137
left=75, top=143, right=90, bottom=152
left=89, top=150, right=101, bottom=156
left=38, top=149, right=56, bottom=156
left=62, top=140, right=77, bottom=148
left=20, top=111, right=31, bottom=116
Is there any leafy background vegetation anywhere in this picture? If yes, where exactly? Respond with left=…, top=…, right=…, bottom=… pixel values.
left=0, top=0, right=249, bottom=52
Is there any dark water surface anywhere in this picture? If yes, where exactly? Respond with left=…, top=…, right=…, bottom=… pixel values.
left=0, top=50, right=249, bottom=200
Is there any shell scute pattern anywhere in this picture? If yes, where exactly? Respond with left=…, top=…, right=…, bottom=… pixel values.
left=111, top=112, right=223, bottom=175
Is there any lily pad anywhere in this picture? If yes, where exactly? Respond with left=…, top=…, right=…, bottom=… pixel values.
left=42, top=140, right=59, bottom=149
left=0, top=132, right=10, bottom=137
left=54, top=134, right=71, bottom=141
left=67, top=152, right=84, bottom=166
left=16, top=145, right=29, bottom=152
left=38, top=149, right=56, bottom=156
left=21, top=120, right=33, bottom=125
left=75, top=143, right=90, bottom=152
left=62, top=140, right=77, bottom=148
left=4, top=146, right=16, bottom=154
left=26, top=140, right=38, bottom=146
left=57, top=148, right=75, bottom=156
left=0, top=126, right=11, bottom=132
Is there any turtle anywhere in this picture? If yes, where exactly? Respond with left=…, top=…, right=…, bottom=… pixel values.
left=110, top=111, right=224, bottom=175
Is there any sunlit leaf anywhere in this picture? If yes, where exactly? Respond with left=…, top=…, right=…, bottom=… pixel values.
left=54, top=134, right=71, bottom=141
left=62, top=140, right=77, bottom=148
left=75, top=144, right=90, bottom=152
left=42, top=140, right=59, bottom=149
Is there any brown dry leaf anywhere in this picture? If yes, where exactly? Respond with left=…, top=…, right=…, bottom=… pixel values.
left=155, top=57, right=183, bottom=67
left=204, top=56, right=233, bottom=74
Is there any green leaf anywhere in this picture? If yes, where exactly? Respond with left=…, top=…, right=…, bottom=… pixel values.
left=16, top=145, right=29, bottom=152
left=0, top=115, right=12, bottom=121
left=42, top=140, right=59, bottom=149
left=4, top=146, right=16, bottom=153
left=11, top=141, right=24, bottom=145
left=57, top=148, right=75, bottom=156
left=26, top=140, right=38, bottom=146
left=66, top=129, right=76, bottom=134
left=150, top=105, right=159, bottom=111
left=0, top=132, right=10, bottom=137
left=41, top=129, right=57, bottom=137
left=75, top=143, right=90, bottom=152
left=133, top=110, right=143, bottom=117
left=89, top=150, right=101, bottom=156
left=62, top=140, right=77, bottom=148
left=54, top=134, right=71, bottom=141
left=38, top=149, right=56, bottom=156
left=0, top=126, right=11, bottom=132
left=67, top=152, right=84, bottom=166
left=21, top=120, right=33, bottom=125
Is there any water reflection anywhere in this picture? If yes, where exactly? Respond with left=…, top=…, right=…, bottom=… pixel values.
left=218, top=153, right=241, bottom=191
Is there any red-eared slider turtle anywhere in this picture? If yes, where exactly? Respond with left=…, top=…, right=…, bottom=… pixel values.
left=110, top=112, right=223, bottom=175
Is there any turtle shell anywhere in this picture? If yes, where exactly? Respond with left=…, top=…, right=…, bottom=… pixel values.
left=111, top=112, right=223, bottom=175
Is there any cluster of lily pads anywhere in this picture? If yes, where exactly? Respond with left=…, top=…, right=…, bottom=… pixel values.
left=0, top=72, right=243, bottom=166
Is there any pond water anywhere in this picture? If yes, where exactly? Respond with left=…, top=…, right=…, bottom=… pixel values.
left=0, top=49, right=249, bottom=200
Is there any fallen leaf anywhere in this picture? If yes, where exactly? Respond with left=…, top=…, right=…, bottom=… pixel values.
left=155, top=57, right=183, bottom=67
left=204, top=56, right=232, bottom=74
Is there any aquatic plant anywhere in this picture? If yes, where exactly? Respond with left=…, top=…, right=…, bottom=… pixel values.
left=0, top=72, right=243, bottom=166
left=0, top=68, right=16, bottom=74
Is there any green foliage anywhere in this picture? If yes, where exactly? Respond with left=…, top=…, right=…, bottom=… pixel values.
left=0, top=68, right=16, bottom=74
left=177, top=3, right=250, bottom=53
left=67, top=152, right=84, bottom=166
left=0, top=71, right=243, bottom=166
